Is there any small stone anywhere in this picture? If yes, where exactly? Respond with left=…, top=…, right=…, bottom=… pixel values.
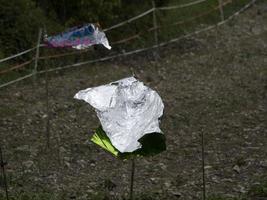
left=159, top=163, right=167, bottom=170
left=204, top=165, right=212, bottom=170
left=164, top=181, right=172, bottom=188
left=86, top=189, right=94, bottom=194
left=171, top=190, right=182, bottom=198
left=23, top=160, right=34, bottom=168
left=238, top=185, right=246, bottom=194
left=90, top=163, right=96, bottom=167
left=16, top=145, right=30, bottom=152
left=77, top=160, right=86, bottom=168
left=14, top=92, right=22, bottom=98
left=150, top=177, right=158, bottom=184
left=59, top=146, right=67, bottom=153
left=64, top=161, right=70, bottom=168
left=259, top=160, right=267, bottom=168
left=104, top=179, right=116, bottom=191
left=42, top=114, right=48, bottom=119
left=233, top=185, right=246, bottom=194
left=233, top=165, right=240, bottom=173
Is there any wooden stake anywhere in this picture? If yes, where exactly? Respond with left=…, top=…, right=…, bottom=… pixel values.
left=45, top=59, right=50, bottom=149
left=33, top=28, right=42, bottom=83
left=201, top=130, right=206, bottom=200
left=129, top=159, right=135, bottom=200
left=218, top=0, right=225, bottom=21
left=151, top=0, right=159, bottom=58
left=0, top=147, right=9, bottom=200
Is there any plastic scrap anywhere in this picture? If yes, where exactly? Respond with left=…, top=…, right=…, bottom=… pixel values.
left=74, top=77, right=164, bottom=153
left=45, top=24, right=111, bottom=50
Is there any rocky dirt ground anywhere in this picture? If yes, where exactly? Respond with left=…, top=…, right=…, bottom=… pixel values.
left=0, top=2, right=267, bottom=200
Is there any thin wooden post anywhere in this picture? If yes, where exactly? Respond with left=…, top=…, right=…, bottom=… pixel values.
left=218, top=0, right=225, bottom=21
left=201, top=130, right=206, bottom=200
left=129, top=159, right=135, bottom=200
left=0, top=147, right=9, bottom=200
left=252, top=0, right=256, bottom=7
left=45, top=59, right=50, bottom=149
left=151, top=0, right=159, bottom=57
left=33, top=28, right=42, bottom=83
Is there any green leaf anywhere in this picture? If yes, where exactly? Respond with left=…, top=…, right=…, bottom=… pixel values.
left=91, top=126, right=166, bottom=159
left=91, top=126, right=119, bottom=157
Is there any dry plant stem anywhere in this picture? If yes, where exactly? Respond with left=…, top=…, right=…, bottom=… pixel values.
left=218, top=0, right=225, bottom=21
left=152, top=0, right=159, bottom=59
left=0, top=147, right=9, bottom=200
left=201, top=130, right=206, bottom=200
left=45, top=60, right=50, bottom=149
left=33, top=28, right=42, bottom=84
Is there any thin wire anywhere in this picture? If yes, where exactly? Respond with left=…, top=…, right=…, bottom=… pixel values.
left=0, top=73, right=34, bottom=89
left=112, top=0, right=232, bottom=46
left=103, top=8, right=155, bottom=32
left=39, top=49, right=88, bottom=60
left=0, top=44, right=45, bottom=64
left=0, top=59, right=33, bottom=75
left=0, top=47, right=36, bottom=64
left=35, top=0, right=251, bottom=75
left=158, top=0, right=207, bottom=10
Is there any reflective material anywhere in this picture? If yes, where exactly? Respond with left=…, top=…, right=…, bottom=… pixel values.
left=74, top=77, right=164, bottom=153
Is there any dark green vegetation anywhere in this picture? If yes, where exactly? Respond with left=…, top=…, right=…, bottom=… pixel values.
left=0, top=1, right=267, bottom=200
left=0, top=0, right=163, bottom=58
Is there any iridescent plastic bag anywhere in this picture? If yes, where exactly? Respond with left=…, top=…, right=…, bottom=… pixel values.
left=45, top=24, right=111, bottom=50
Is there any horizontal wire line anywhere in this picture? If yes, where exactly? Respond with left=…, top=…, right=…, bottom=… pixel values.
left=0, top=73, right=34, bottom=89
left=0, top=48, right=36, bottom=63
left=103, top=8, right=155, bottom=32
left=0, top=59, right=33, bottom=75
left=112, top=0, right=232, bottom=45
left=157, top=0, right=208, bottom=10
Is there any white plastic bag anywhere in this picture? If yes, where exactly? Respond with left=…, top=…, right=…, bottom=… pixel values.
left=74, top=77, right=164, bottom=153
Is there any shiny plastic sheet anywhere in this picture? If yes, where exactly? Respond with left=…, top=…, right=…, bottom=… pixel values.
left=74, top=77, right=164, bottom=153
left=45, top=24, right=111, bottom=50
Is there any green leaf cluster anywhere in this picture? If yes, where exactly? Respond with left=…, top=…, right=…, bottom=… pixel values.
left=91, top=126, right=166, bottom=159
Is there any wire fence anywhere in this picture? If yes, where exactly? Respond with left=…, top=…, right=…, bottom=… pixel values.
left=0, top=0, right=256, bottom=89
left=0, top=1, right=258, bottom=199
